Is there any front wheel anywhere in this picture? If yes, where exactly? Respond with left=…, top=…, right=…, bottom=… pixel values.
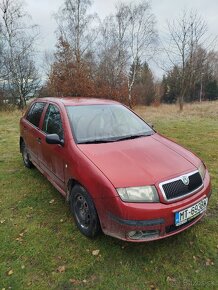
left=70, top=184, right=101, bottom=238
left=21, top=141, right=33, bottom=168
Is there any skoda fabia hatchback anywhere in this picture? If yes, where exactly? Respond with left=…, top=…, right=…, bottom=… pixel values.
left=20, top=98, right=211, bottom=242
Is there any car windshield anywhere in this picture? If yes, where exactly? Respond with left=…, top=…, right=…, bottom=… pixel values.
left=66, top=104, right=154, bottom=144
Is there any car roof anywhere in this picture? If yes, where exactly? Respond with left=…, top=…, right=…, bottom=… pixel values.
left=36, top=97, right=120, bottom=106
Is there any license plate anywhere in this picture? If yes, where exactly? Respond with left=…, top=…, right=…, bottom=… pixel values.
left=175, top=198, right=208, bottom=226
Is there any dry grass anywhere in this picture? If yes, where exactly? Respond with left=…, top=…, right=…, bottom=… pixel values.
left=135, top=101, right=218, bottom=121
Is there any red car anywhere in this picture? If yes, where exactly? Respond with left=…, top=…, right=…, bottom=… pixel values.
left=20, top=98, right=211, bottom=242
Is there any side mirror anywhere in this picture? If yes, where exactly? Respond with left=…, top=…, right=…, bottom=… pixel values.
left=46, top=134, right=64, bottom=146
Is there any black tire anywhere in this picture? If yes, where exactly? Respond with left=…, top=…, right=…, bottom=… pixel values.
left=70, top=184, right=101, bottom=238
left=21, top=141, right=33, bottom=169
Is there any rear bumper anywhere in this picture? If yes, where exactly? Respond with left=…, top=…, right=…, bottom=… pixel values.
left=100, top=172, right=211, bottom=242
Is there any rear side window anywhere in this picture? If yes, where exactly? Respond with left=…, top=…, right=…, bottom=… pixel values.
left=42, top=104, right=64, bottom=139
left=26, top=102, right=46, bottom=127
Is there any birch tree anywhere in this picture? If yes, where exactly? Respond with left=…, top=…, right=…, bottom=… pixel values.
left=98, top=0, right=157, bottom=106
left=0, top=0, right=40, bottom=108
left=123, top=1, right=157, bottom=107
left=165, top=10, right=211, bottom=110
left=56, top=0, right=99, bottom=69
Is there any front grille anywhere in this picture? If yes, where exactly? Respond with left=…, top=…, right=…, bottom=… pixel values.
left=160, top=171, right=203, bottom=201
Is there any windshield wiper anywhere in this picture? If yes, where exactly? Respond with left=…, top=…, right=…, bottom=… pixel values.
left=78, top=132, right=153, bottom=144
left=113, top=132, right=153, bottom=142
left=78, top=139, right=114, bottom=144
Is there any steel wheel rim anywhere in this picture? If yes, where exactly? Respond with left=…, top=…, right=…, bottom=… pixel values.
left=74, top=194, right=91, bottom=229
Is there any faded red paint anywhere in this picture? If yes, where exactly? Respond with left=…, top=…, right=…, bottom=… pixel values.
left=20, top=97, right=211, bottom=242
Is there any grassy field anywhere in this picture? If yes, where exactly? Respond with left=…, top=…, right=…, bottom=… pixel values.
left=0, top=102, right=217, bottom=290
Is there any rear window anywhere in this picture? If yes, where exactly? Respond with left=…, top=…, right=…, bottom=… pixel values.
left=26, top=102, right=46, bottom=127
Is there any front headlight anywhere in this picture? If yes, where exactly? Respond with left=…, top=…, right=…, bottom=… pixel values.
left=116, top=186, right=159, bottom=203
left=198, top=162, right=206, bottom=181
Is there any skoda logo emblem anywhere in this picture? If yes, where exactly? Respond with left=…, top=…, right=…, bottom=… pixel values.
left=182, top=175, right=189, bottom=185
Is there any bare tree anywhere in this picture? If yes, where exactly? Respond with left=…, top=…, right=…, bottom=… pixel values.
left=123, top=1, right=157, bottom=106
left=56, top=0, right=99, bottom=68
left=47, top=0, right=157, bottom=103
left=165, top=10, right=213, bottom=110
left=0, top=0, right=40, bottom=108
left=207, top=51, right=218, bottom=82
left=96, top=15, right=128, bottom=100
left=98, top=0, right=157, bottom=106
left=48, top=0, right=100, bottom=97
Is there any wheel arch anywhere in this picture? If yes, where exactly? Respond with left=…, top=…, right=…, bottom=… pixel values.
left=66, top=178, right=80, bottom=202
left=66, top=178, right=100, bottom=214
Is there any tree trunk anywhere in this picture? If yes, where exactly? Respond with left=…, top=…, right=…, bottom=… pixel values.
left=128, top=92, right=132, bottom=108
left=19, top=95, right=26, bottom=109
left=178, top=95, right=184, bottom=111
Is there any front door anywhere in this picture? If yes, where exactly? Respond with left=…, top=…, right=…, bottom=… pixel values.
left=39, top=104, right=65, bottom=189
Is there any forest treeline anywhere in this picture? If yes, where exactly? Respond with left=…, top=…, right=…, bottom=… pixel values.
left=0, top=0, right=218, bottom=110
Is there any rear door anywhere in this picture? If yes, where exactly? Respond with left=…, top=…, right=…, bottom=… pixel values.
left=23, top=102, right=46, bottom=165
left=39, top=104, right=65, bottom=189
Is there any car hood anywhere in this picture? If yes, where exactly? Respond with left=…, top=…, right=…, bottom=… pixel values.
left=78, top=133, right=199, bottom=188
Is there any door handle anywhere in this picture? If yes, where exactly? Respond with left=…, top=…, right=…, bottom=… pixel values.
left=36, top=137, right=41, bottom=144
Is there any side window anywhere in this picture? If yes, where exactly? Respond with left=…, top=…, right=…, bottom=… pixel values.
left=26, top=102, right=46, bottom=127
left=42, top=104, right=64, bottom=139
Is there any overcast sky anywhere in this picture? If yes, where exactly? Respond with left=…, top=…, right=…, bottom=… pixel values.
left=25, top=0, right=218, bottom=78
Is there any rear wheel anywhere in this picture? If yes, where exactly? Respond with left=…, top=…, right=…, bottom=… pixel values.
left=70, top=184, right=101, bottom=238
left=21, top=141, right=33, bottom=168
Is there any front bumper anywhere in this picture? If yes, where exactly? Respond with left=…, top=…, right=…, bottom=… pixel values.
left=101, top=171, right=211, bottom=242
